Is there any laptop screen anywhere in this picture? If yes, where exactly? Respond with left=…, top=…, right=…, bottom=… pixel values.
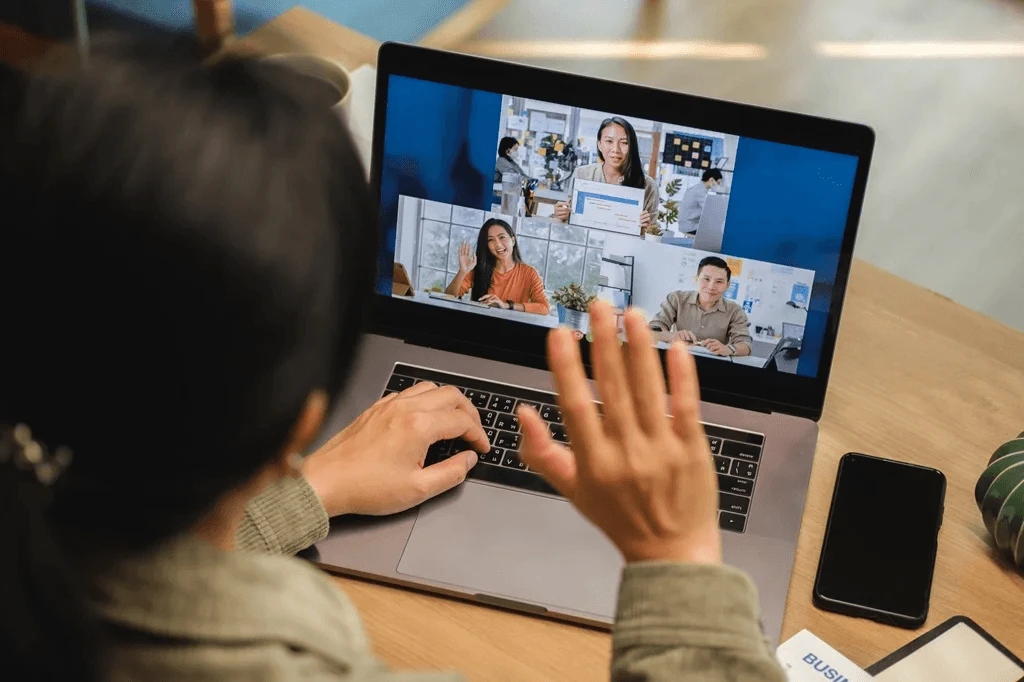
left=782, top=323, right=805, bottom=342
left=375, top=74, right=858, bottom=380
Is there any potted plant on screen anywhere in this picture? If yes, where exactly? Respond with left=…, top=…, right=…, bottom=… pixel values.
left=656, top=177, right=682, bottom=236
left=644, top=222, right=664, bottom=243
left=552, top=282, right=596, bottom=335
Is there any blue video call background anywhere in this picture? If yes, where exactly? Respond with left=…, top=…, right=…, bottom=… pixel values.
left=377, top=75, right=859, bottom=379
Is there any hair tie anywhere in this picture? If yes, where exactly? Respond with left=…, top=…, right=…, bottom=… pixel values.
left=0, top=423, right=74, bottom=487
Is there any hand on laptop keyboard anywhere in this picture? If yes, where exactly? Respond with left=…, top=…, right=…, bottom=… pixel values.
left=302, top=381, right=488, bottom=517
left=518, top=301, right=722, bottom=565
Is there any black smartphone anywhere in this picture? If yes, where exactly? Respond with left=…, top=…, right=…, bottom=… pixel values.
left=813, top=452, right=946, bottom=629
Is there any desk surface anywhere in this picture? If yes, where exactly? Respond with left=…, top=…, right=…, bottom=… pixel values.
left=226, top=10, right=1024, bottom=680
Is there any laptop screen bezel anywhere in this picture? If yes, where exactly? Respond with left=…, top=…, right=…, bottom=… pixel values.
left=368, top=42, right=874, bottom=421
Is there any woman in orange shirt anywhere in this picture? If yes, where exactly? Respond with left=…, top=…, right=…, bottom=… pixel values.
left=444, top=218, right=550, bottom=315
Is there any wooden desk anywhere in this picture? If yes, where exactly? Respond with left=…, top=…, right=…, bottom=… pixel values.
left=226, top=10, right=1024, bottom=680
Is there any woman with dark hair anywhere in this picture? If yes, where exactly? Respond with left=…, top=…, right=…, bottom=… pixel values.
left=494, top=135, right=526, bottom=181
left=553, top=116, right=660, bottom=234
left=444, top=218, right=549, bottom=314
left=0, top=46, right=784, bottom=682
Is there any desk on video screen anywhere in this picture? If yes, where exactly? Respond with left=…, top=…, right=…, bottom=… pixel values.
left=654, top=339, right=773, bottom=368
left=397, top=291, right=561, bottom=328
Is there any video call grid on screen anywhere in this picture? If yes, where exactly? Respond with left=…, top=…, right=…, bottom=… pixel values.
left=376, top=75, right=859, bottom=378
left=393, top=195, right=815, bottom=374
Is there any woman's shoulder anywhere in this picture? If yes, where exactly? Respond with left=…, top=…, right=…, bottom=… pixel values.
left=517, top=262, right=542, bottom=278
left=574, top=163, right=603, bottom=178
left=90, top=535, right=374, bottom=679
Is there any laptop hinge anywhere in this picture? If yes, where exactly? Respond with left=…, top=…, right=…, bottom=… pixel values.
left=377, top=328, right=821, bottom=422
left=700, top=389, right=774, bottom=415
left=393, top=330, right=550, bottom=374
left=697, top=388, right=821, bottom=421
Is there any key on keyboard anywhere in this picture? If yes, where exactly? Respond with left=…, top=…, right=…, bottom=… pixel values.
left=494, top=413, right=519, bottom=432
left=385, top=364, right=765, bottom=532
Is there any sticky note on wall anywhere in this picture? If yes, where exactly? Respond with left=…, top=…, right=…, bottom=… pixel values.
left=726, top=257, right=743, bottom=277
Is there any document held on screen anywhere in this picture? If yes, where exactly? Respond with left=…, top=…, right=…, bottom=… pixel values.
left=568, top=178, right=645, bottom=235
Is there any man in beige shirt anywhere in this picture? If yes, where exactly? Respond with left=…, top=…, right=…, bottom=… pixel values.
left=649, top=256, right=752, bottom=357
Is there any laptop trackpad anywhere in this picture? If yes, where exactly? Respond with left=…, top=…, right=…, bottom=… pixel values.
left=397, top=481, right=623, bottom=619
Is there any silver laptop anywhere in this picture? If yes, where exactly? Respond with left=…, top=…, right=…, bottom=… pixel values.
left=309, top=43, right=874, bottom=646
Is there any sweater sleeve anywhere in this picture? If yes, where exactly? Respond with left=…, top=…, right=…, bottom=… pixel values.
left=611, top=562, right=786, bottom=682
left=235, top=476, right=330, bottom=555
left=522, top=267, right=550, bottom=315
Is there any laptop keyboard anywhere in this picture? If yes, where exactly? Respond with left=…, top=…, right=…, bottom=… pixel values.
left=384, top=364, right=764, bottom=534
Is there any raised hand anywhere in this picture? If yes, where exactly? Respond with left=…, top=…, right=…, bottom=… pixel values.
left=458, top=242, right=477, bottom=273
left=518, top=301, right=721, bottom=564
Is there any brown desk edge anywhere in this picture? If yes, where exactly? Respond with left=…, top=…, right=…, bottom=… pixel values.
left=224, top=10, right=1024, bottom=680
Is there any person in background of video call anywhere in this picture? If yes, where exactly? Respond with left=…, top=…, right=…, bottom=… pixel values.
left=552, top=116, right=659, bottom=234
left=444, top=218, right=550, bottom=315
left=494, top=136, right=526, bottom=182
left=649, top=256, right=751, bottom=357
left=679, top=169, right=725, bottom=235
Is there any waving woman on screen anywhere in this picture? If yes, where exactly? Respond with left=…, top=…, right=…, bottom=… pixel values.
left=444, top=218, right=550, bottom=315
left=553, top=116, right=659, bottom=234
